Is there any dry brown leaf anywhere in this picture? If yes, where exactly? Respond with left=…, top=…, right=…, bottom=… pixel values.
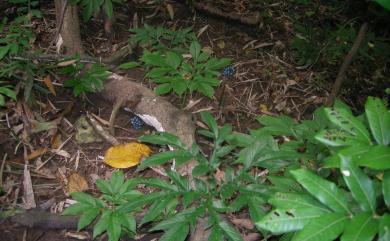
left=43, top=75, right=56, bottom=96
left=67, top=173, right=89, bottom=193
left=104, top=143, right=151, bottom=169
left=25, top=147, right=48, bottom=161
left=57, top=59, right=77, bottom=67
left=23, top=165, right=36, bottom=209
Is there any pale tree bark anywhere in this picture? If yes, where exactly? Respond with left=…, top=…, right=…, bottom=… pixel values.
left=54, top=0, right=84, bottom=54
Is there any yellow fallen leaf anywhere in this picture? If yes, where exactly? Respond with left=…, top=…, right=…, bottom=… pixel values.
left=67, top=173, right=88, bottom=193
left=104, top=143, right=152, bottom=169
left=217, top=40, right=225, bottom=49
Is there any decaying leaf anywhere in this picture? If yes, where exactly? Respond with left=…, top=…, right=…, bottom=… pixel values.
left=166, top=3, right=174, bottom=20
left=104, top=143, right=152, bottom=168
left=67, top=173, right=89, bottom=193
left=43, top=75, right=56, bottom=96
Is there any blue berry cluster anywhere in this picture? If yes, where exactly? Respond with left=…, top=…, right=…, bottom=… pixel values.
left=222, top=66, right=235, bottom=77
left=130, top=116, right=143, bottom=129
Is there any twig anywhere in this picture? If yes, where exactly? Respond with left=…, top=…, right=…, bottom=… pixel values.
left=109, top=99, right=125, bottom=135
left=86, top=112, right=119, bottom=146
left=0, top=153, right=7, bottom=187
left=326, top=22, right=368, bottom=106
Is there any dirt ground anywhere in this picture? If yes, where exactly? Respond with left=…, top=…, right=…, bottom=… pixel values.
left=0, top=0, right=388, bottom=240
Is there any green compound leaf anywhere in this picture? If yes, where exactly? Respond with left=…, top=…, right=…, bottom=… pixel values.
left=77, top=207, right=100, bottom=231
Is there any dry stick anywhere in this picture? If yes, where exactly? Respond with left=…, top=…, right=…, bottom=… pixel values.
left=45, top=0, right=69, bottom=54
left=109, top=98, right=125, bottom=135
left=326, top=22, right=368, bottom=106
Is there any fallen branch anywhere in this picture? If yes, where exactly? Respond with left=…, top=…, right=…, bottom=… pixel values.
left=181, top=1, right=261, bottom=25
left=326, top=22, right=368, bottom=106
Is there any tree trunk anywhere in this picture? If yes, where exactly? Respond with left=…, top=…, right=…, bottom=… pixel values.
left=54, top=0, right=84, bottom=54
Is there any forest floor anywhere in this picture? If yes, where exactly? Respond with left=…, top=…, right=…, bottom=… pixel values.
left=0, top=0, right=388, bottom=240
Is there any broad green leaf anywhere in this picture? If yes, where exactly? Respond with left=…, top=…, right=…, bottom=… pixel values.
left=96, top=179, right=112, bottom=194
left=291, top=169, right=351, bottom=214
left=137, top=178, right=178, bottom=191
left=166, top=51, right=181, bottom=69
left=166, top=170, right=190, bottom=191
left=139, top=132, right=185, bottom=148
left=365, top=97, right=390, bottom=145
left=383, top=171, right=390, bottom=209
left=256, top=115, right=295, bottom=136
left=110, top=171, right=124, bottom=194
left=374, top=0, right=390, bottom=10
left=192, top=164, right=210, bottom=177
left=71, top=192, right=97, bottom=206
left=118, top=192, right=172, bottom=213
left=0, top=87, right=16, bottom=100
left=269, top=193, right=330, bottom=213
left=93, top=210, right=111, bottom=238
left=340, top=156, right=376, bottom=213
left=341, top=212, right=378, bottom=241
left=189, top=41, right=201, bottom=59
left=103, top=0, right=113, bottom=19
left=200, top=112, right=218, bottom=136
left=292, top=213, right=348, bottom=241
left=118, top=213, right=136, bottom=233
left=118, top=61, right=140, bottom=69
left=268, top=176, right=303, bottom=193
left=159, top=223, right=189, bottom=241
left=107, top=213, right=121, bottom=241
left=62, top=203, right=91, bottom=215
left=140, top=198, right=173, bottom=225
left=150, top=213, right=187, bottom=231
left=198, top=83, right=214, bottom=98
left=243, top=141, right=265, bottom=170
left=356, top=146, right=390, bottom=170
left=323, top=145, right=371, bottom=168
left=136, top=150, right=192, bottom=171
left=379, top=214, right=390, bottom=241
left=77, top=208, right=100, bottom=231
left=256, top=208, right=326, bottom=233
left=155, top=83, right=172, bottom=95
left=315, top=129, right=361, bottom=147
left=324, top=107, right=371, bottom=144
left=0, top=45, right=10, bottom=60
left=208, top=226, right=223, bottom=241
left=218, top=221, right=244, bottom=241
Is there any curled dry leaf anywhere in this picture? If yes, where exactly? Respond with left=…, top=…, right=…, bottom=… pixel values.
left=104, top=143, right=152, bottom=169
left=43, top=75, right=56, bottom=96
left=67, top=173, right=89, bottom=193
